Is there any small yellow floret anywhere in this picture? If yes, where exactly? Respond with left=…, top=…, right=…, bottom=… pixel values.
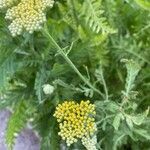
left=54, top=100, right=97, bottom=146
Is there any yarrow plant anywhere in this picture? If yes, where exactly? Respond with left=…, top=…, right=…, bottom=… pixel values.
left=1, top=0, right=54, bottom=36
left=0, top=0, right=150, bottom=149
left=54, top=100, right=97, bottom=147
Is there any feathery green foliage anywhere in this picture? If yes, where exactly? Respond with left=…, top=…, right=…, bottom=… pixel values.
left=81, top=0, right=115, bottom=34
left=0, top=0, right=149, bottom=149
left=6, top=100, right=35, bottom=150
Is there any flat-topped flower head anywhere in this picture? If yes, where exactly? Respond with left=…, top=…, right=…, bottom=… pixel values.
left=4, top=0, right=54, bottom=36
left=54, top=100, right=97, bottom=146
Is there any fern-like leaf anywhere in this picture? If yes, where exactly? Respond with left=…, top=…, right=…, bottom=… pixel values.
left=0, top=54, right=21, bottom=91
left=58, top=1, right=79, bottom=30
left=81, top=0, right=115, bottom=34
left=122, top=59, right=141, bottom=98
left=34, top=67, right=47, bottom=103
left=6, top=100, right=31, bottom=150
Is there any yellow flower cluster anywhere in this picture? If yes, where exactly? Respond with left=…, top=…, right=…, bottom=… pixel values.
left=1, top=0, right=54, bottom=36
left=54, top=100, right=97, bottom=146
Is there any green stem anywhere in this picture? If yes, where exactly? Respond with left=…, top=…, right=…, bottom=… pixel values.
left=43, top=27, right=104, bottom=98
left=100, top=67, right=109, bottom=101
left=96, top=115, right=115, bottom=125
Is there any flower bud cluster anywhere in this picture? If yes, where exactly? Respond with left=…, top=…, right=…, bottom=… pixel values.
left=42, top=84, right=54, bottom=95
left=82, top=135, right=97, bottom=150
left=1, top=0, right=54, bottom=36
left=0, top=0, right=17, bottom=9
left=54, top=100, right=97, bottom=146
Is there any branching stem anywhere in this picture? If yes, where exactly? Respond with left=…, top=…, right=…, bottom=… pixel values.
left=43, top=27, right=104, bottom=98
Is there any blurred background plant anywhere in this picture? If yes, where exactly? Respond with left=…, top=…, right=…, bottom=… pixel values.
left=0, top=0, right=150, bottom=150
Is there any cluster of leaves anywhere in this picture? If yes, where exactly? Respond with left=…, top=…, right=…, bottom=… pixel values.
left=0, top=0, right=150, bottom=150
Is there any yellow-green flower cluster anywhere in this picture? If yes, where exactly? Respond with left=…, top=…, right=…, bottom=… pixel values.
left=82, top=135, right=97, bottom=150
left=1, top=0, right=54, bottom=36
left=54, top=100, right=97, bottom=146
left=0, top=0, right=17, bottom=9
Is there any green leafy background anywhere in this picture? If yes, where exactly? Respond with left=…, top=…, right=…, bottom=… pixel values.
left=0, top=0, right=150, bottom=150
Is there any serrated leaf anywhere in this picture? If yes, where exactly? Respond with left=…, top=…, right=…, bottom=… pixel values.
left=81, top=0, right=115, bottom=34
left=34, top=67, right=47, bottom=103
left=131, top=115, right=145, bottom=126
left=51, top=63, right=70, bottom=77
left=133, top=128, right=150, bottom=140
left=106, top=102, right=119, bottom=113
left=113, top=113, right=122, bottom=130
left=113, top=132, right=126, bottom=150
left=132, top=107, right=149, bottom=125
left=0, top=54, right=22, bottom=92
left=126, top=117, right=133, bottom=129
left=122, top=59, right=141, bottom=98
